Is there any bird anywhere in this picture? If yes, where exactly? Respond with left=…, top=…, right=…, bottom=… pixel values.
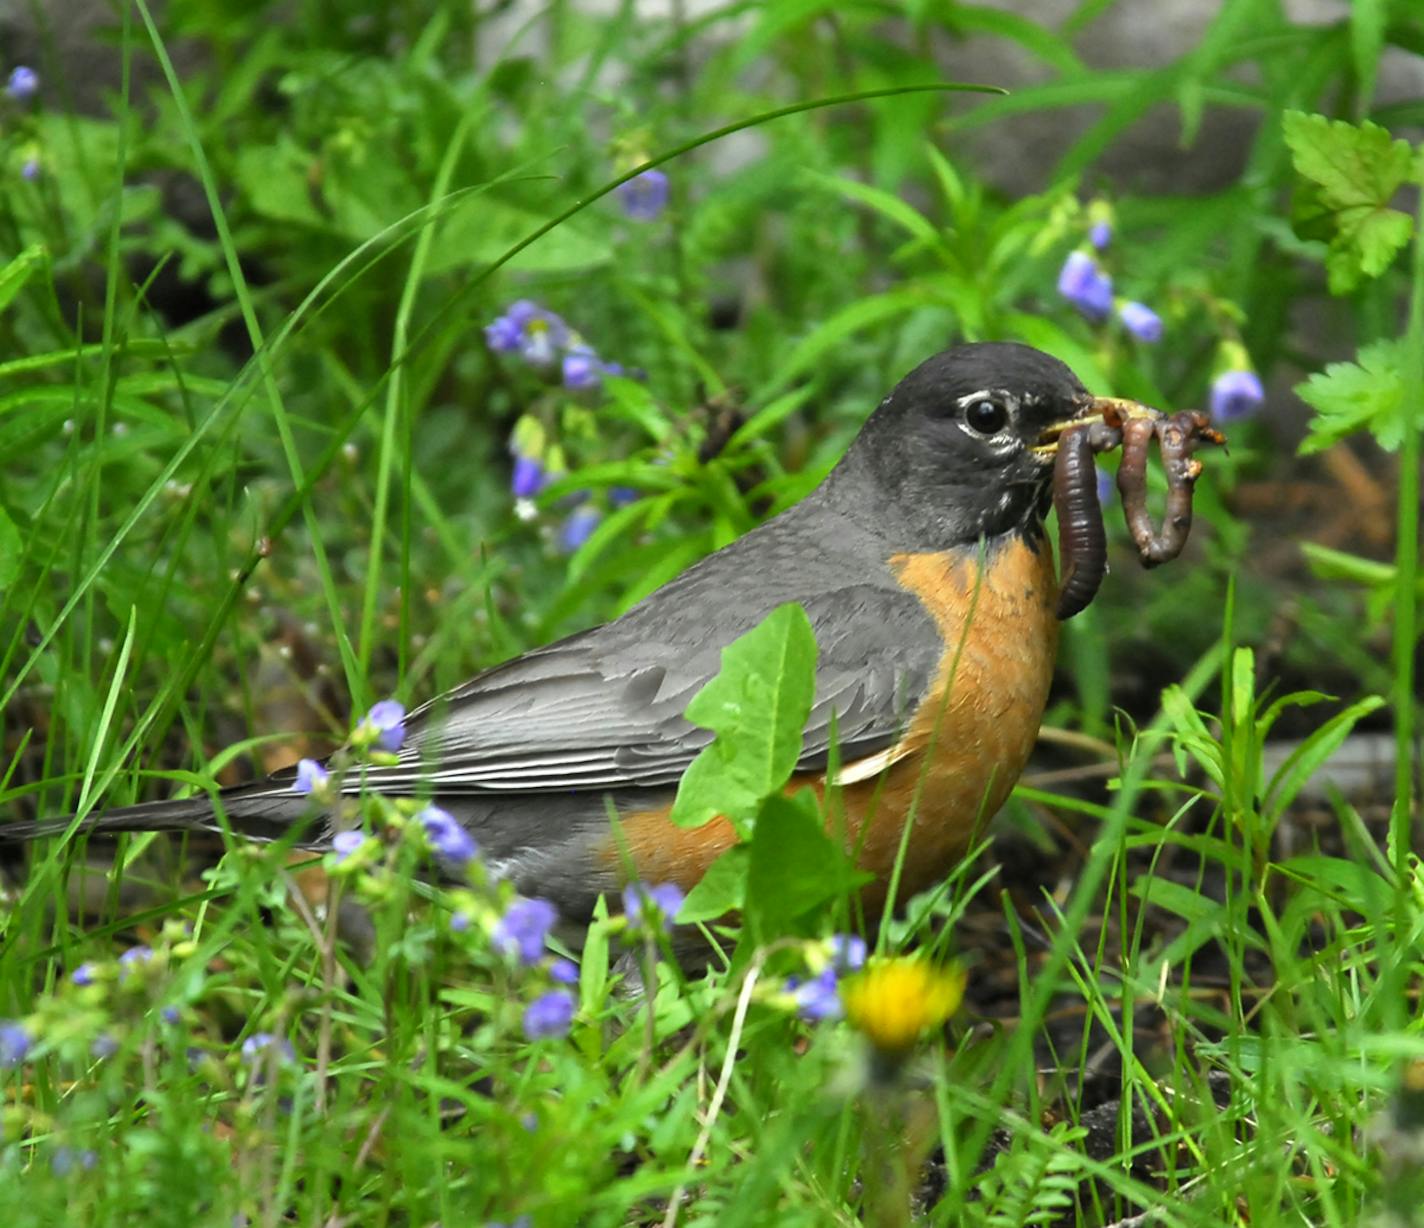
left=5, top=342, right=1130, bottom=925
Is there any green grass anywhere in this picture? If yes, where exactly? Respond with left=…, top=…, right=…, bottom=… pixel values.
left=1, top=0, right=1421, bottom=1223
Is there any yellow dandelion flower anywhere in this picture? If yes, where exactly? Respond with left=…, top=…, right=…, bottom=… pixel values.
left=841, top=957, right=966, bottom=1054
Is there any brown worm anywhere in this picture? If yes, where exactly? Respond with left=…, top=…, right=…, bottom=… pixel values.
left=1053, top=425, right=1107, bottom=619
left=1115, top=410, right=1224, bottom=567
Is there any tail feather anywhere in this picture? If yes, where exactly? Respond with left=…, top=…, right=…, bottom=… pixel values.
left=1, top=785, right=324, bottom=846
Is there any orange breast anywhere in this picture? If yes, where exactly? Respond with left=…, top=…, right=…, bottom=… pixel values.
left=608, top=536, right=1060, bottom=904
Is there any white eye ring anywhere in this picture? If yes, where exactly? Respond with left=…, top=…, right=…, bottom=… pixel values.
left=961, top=395, right=1010, bottom=437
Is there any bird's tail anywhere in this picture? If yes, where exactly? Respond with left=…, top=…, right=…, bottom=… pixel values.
left=0, top=784, right=321, bottom=847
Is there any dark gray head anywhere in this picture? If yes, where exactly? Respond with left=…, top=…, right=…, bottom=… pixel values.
left=824, top=342, right=1090, bottom=550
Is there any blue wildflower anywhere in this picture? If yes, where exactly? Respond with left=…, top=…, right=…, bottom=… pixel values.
left=5, top=66, right=38, bottom=102
left=511, top=453, right=546, bottom=498
left=292, top=758, right=330, bottom=796
left=616, top=169, right=669, bottom=221
left=0, top=1021, right=30, bottom=1067
left=1057, top=251, right=1113, bottom=322
left=51, top=1147, right=97, bottom=1176
left=364, top=699, right=406, bottom=752
left=1089, top=220, right=1112, bottom=250
left=118, top=945, right=153, bottom=977
left=523, top=990, right=575, bottom=1040
left=419, top=806, right=478, bottom=866
left=91, top=1033, right=119, bottom=1059
left=484, top=314, right=524, bottom=353
left=1096, top=467, right=1114, bottom=506
left=609, top=486, right=640, bottom=509
left=549, top=958, right=579, bottom=985
left=1118, top=301, right=1163, bottom=343
left=240, top=1032, right=295, bottom=1066
left=791, top=967, right=842, bottom=1021
left=1209, top=369, right=1264, bottom=422
left=829, top=934, right=868, bottom=973
left=331, top=831, right=364, bottom=862
left=20, top=158, right=39, bottom=181
left=71, top=963, right=97, bottom=987
left=161, top=1006, right=180, bottom=1024
left=559, top=505, right=602, bottom=553
left=494, top=897, right=558, bottom=965
left=622, top=882, right=684, bottom=933
left=562, top=349, right=602, bottom=391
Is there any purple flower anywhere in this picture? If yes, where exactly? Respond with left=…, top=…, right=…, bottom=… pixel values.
left=71, top=963, right=96, bottom=987
left=6, top=66, right=38, bottom=102
left=364, top=700, right=406, bottom=752
left=1118, top=301, right=1163, bottom=343
left=511, top=453, right=546, bottom=498
left=450, top=911, right=471, bottom=933
left=51, top=1147, right=97, bottom=1176
left=559, top=506, right=602, bottom=553
left=622, top=882, right=684, bottom=933
left=1057, top=251, right=1113, bottom=322
left=1209, top=369, right=1264, bottom=422
left=1089, top=221, right=1112, bottom=250
left=292, top=758, right=330, bottom=796
left=829, top=934, right=867, bottom=973
left=0, top=1021, right=30, bottom=1067
left=523, top=990, right=575, bottom=1040
left=240, top=1032, right=295, bottom=1066
left=419, top=806, right=478, bottom=866
left=609, top=486, right=640, bottom=509
left=91, top=1033, right=119, bottom=1059
left=484, top=314, right=524, bottom=353
left=160, top=1006, right=180, bottom=1024
left=20, top=158, right=39, bottom=181
left=791, top=967, right=842, bottom=1021
left=562, top=349, right=602, bottom=391
left=494, top=897, right=558, bottom=964
left=1096, top=466, right=1114, bottom=506
left=616, top=169, right=669, bottom=221
left=331, top=831, right=364, bottom=862
left=548, top=958, right=579, bottom=985
left=118, top=945, right=153, bottom=976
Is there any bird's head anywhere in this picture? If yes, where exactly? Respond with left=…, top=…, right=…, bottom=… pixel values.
left=831, top=342, right=1131, bottom=550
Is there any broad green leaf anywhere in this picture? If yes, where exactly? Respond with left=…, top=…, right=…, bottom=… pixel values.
left=746, top=791, right=869, bottom=940
left=1296, top=338, right=1418, bottom=453
left=0, top=245, right=46, bottom=317
left=678, top=845, right=748, bottom=924
left=1283, top=110, right=1416, bottom=293
left=670, top=603, right=818, bottom=831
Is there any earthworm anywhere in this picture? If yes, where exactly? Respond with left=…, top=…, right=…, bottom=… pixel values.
left=1115, top=410, right=1224, bottom=567
left=1053, top=425, right=1107, bottom=619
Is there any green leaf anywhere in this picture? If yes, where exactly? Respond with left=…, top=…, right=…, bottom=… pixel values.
left=1264, top=695, right=1387, bottom=826
left=669, top=604, right=818, bottom=832
left=746, top=791, right=869, bottom=940
left=0, top=505, right=21, bottom=590
left=1283, top=110, right=1417, bottom=293
left=1297, top=338, right=1419, bottom=453
left=677, top=846, right=747, bottom=924
left=0, top=245, right=46, bottom=317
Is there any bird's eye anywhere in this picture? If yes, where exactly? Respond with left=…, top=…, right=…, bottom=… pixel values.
left=962, top=396, right=1009, bottom=436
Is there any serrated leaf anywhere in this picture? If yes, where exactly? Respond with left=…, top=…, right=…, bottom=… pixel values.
left=1283, top=110, right=1416, bottom=293
left=1296, top=338, right=1417, bottom=453
left=669, top=604, right=817, bottom=831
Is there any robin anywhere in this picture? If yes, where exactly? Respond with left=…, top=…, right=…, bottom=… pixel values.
left=6, top=342, right=1133, bottom=923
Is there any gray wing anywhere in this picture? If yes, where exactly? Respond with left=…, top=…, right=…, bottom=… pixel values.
left=355, top=516, right=946, bottom=797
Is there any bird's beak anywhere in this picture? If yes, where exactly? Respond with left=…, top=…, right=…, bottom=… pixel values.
left=1032, top=395, right=1157, bottom=456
